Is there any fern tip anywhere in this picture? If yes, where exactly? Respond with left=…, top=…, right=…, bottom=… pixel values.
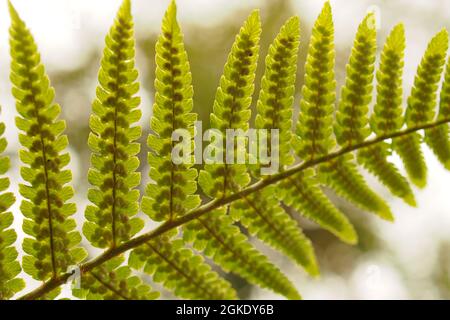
left=341, top=227, right=359, bottom=245
left=314, top=1, right=333, bottom=31
left=119, top=0, right=132, bottom=16
left=284, top=15, right=300, bottom=32
left=444, top=160, right=450, bottom=171
left=427, top=28, right=449, bottom=54
left=385, top=23, right=406, bottom=51
left=287, top=290, right=302, bottom=300
left=403, top=193, right=417, bottom=207
left=411, top=176, right=427, bottom=189
left=320, top=1, right=332, bottom=18
left=246, top=9, right=261, bottom=30
left=7, top=0, right=20, bottom=21
left=378, top=207, right=395, bottom=222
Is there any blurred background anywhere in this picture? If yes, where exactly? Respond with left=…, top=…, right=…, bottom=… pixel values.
left=1, top=0, right=450, bottom=300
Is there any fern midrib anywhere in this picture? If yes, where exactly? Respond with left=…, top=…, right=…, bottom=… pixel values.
left=18, top=117, right=450, bottom=300
left=166, top=23, right=177, bottom=221
left=39, top=132, right=57, bottom=277
left=309, top=83, right=326, bottom=161
left=221, top=50, right=250, bottom=196
left=20, top=42, right=58, bottom=277
left=111, top=39, right=124, bottom=247
left=110, top=23, right=131, bottom=246
left=264, top=57, right=289, bottom=158
left=145, top=241, right=218, bottom=299
left=89, top=270, right=131, bottom=300
left=343, top=42, right=372, bottom=147
left=345, top=99, right=360, bottom=147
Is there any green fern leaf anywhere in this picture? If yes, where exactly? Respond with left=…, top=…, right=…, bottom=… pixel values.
left=74, top=256, right=159, bottom=300
left=183, top=209, right=301, bottom=299
left=255, top=16, right=299, bottom=167
left=334, top=13, right=376, bottom=146
left=319, top=154, right=393, bottom=220
left=358, top=24, right=416, bottom=206
left=370, top=24, right=406, bottom=136
left=9, top=2, right=87, bottom=282
left=284, top=2, right=357, bottom=242
left=129, top=234, right=237, bottom=300
left=279, top=169, right=357, bottom=244
left=230, top=186, right=318, bottom=276
left=293, top=2, right=335, bottom=160
left=358, top=143, right=416, bottom=206
left=187, top=11, right=301, bottom=299
left=319, top=12, right=392, bottom=220
left=142, top=0, right=200, bottom=222
left=83, top=0, right=144, bottom=248
left=0, top=121, right=25, bottom=299
left=396, top=28, right=448, bottom=187
left=229, top=17, right=318, bottom=276
left=425, top=55, right=450, bottom=170
left=198, top=10, right=260, bottom=198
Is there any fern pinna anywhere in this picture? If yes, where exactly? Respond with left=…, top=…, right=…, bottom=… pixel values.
left=0, top=119, right=24, bottom=299
left=9, top=1, right=86, bottom=293
left=1, top=0, right=450, bottom=300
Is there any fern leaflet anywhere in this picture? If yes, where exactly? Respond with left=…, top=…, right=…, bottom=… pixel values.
left=130, top=233, right=237, bottom=300
left=230, top=17, right=318, bottom=275
left=84, top=0, right=144, bottom=249
left=74, top=256, right=159, bottom=300
left=142, top=0, right=200, bottom=223
left=395, top=29, right=448, bottom=187
left=281, top=2, right=358, bottom=242
left=9, top=1, right=87, bottom=282
left=425, top=56, right=450, bottom=169
left=0, top=120, right=24, bottom=299
left=358, top=24, right=416, bottom=206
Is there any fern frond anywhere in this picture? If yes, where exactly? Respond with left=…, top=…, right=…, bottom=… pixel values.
left=279, top=169, right=357, bottom=244
left=129, top=234, right=237, bottom=300
left=0, top=121, right=24, bottom=299
left=183, top=209, right=301, bottom=299
left=142, top=0, right=200, bottom=222
left=283, top=3, right=357, bottom=243
left=359, top=24, right=416, bottom=206
left=228, top=16, right=318, bottom=276
left=425, top=55, right=450, bottom=169
left=370, top=24, right=406, bottom=136
left=84, top=0, right=143, bottom=249
left=187, top=12, right=301, bottom=299
left=9, top=2, right=86, bottom=281
left=294, top=2, right=335, bottom=160
left=396, top=28, right=448, bottom=187
left=255, top=16, right=299, bottom=167
left=318, top=13, right=391, bottom=220
left=406, top=29, right=448, bottom=127
left=358, top=143, right=416, bottom=206
left=319, top=154, right=393, bottom=220
left=74, top=256, right=159, bottom=300
left=334, top=13, right=376, bottom=147
left=198, top=10, right=261, bottom=198
left=230, top=186, right=318, bottom=275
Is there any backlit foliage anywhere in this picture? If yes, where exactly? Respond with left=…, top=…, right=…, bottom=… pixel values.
left=1, top=0, right=450, bottom=300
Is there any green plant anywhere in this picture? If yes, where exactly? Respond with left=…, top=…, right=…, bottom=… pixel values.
left=1, top=0, right=450, bottom=300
